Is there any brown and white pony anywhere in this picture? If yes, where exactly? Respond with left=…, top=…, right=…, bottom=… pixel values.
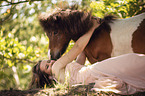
left=39, top=9, right=145, bottom=64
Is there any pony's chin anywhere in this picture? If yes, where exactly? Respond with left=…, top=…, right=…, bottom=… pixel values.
left=51, top=54, right=61, bottom=60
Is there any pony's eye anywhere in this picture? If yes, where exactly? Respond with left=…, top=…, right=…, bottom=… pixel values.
left=54, top=31, right=58, bottom=35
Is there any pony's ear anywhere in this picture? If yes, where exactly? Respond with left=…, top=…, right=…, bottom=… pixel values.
left=38, top=13, right=51, bottom=30
left=39, top=19, right=49, bottom=30
left=39, top=19, right=47, bottom=25
left=53, top=15, right=61, bottom=23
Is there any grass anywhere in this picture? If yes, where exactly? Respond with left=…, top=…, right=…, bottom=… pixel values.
left=1, top=83, right=145, bottom=96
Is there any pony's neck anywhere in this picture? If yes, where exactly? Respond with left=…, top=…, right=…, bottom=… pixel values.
left=71, top=32, right=87, bottom=42
left=70, top=22, right=94, bottom=41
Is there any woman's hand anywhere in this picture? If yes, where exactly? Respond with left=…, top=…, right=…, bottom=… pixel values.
left=91, top=17, right=103, bottom=31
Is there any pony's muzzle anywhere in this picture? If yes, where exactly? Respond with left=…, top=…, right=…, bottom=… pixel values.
left=48, top=49, right=61, bottom=60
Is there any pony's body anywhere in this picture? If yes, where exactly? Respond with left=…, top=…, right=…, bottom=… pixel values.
left=39, top=9, right=145, bottom=63
left=110, top=13, right=145, bottom=56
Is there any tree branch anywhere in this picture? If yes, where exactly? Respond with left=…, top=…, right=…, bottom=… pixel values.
left=0, top=54, right=37, bottom=65
left=0, top=1, right=29, bottom=7
left=0, top=5, right=16, bottom=26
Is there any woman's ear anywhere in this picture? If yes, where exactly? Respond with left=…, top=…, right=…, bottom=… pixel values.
left=49, top=76, right=53, bottom=79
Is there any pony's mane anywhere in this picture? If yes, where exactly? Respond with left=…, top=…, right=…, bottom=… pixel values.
left=95, top=15, right=117, bottom=34
left=39, top=8, right=116, bottom=41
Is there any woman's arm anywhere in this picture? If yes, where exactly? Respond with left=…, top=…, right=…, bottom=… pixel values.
left=52, top=18, right=101, bottom=79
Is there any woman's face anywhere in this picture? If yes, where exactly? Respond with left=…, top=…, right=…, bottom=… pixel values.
left=39, top=60, right=55, bottom=75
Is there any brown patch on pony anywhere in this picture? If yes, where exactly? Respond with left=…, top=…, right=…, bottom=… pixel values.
left=84, top=16, right=115, bottom=63
left=132, top=19, right=145, bottom=54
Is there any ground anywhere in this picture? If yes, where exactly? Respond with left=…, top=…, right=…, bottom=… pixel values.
left=0, top=84, right=145, bottom=96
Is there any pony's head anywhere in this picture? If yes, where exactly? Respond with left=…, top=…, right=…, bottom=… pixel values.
left=39, top=8, right=95, bottom=60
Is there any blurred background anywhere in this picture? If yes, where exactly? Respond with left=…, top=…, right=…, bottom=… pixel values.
left=0, top=0, right=144, bottom=90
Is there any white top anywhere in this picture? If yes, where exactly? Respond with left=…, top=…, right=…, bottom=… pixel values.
left=65, top=53, right=145, bottom=95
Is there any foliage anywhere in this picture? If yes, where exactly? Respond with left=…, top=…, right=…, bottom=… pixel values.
left=90, top=0, right=145, bottom=18
left=0, top=0, right=52, bottom=90
left=0, top=31, right=42, bottom=89
left=0, top=0, right=144, bottom=90
left=0, top=0, right=82, bottom=90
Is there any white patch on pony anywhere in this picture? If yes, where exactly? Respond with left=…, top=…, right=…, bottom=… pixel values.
left=109, top=13, right=145, bottom=56
left=48, top=49, right=51, bottom=59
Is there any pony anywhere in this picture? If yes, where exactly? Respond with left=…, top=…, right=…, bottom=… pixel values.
left=39, top=9, right=145, bottom=64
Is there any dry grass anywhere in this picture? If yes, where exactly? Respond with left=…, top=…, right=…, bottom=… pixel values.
left=1, top=83, right=145, bottom=96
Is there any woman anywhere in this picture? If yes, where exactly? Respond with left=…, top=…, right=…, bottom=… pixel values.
left=30, top=19, right=145, bottom=95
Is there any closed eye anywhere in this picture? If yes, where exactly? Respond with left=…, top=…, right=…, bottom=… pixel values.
left=45, top=65, right=49, bottom=69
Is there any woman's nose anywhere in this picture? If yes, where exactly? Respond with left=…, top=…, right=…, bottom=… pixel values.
left=50, top=60, right=55, bottom=65
left=46, top=60, right=55, bottom=66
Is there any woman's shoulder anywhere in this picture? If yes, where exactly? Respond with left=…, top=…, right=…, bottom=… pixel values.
left=65, top=62, right=84, bottom=72
left=67, top=61, right=84, bottom=68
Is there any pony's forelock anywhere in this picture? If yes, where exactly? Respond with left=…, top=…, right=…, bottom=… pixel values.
left=39, top=8, right=94, bottom=41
